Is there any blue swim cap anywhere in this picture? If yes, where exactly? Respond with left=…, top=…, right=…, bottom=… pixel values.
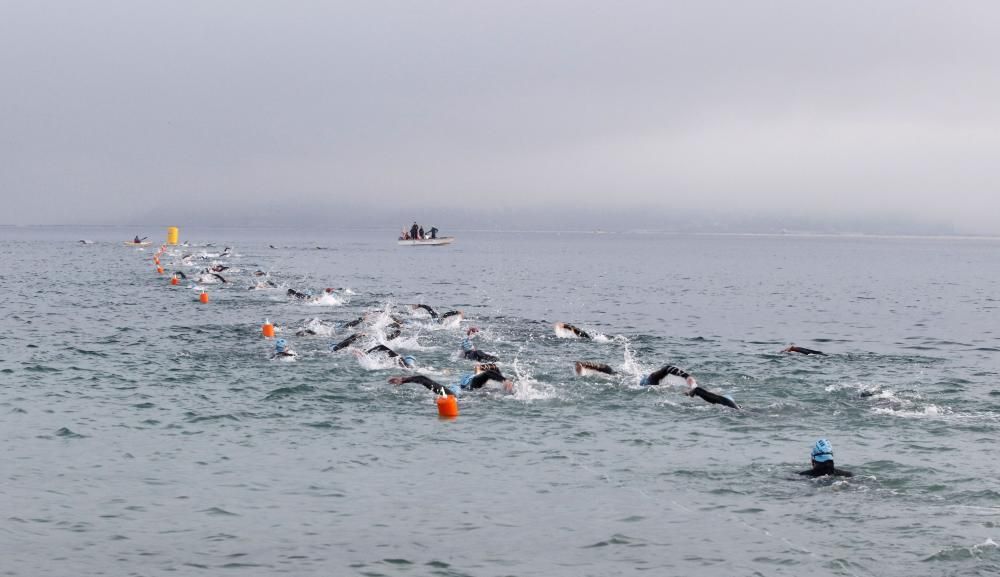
left=639, top=375, right=651, bottom=386
left=275, top=338, right=288, bottom=353
left=811, top=439, right=833, bottom=462
left=402, top=355, right=416, bottom=368
left=460, top=373, right=475, bottom=388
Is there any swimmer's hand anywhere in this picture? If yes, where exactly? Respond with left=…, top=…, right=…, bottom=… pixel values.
left=387, top=377, right=404, bottom=385
left=503, top=380, right=514, bottom=394
left=686, top=376, right=697, bottom=387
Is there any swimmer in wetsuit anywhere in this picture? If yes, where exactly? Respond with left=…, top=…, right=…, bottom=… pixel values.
left=271, top=338, right=297, bottom=359
left=575, top=361, right=615, bottom=376
left=798, top=439, right=853, bottom=477
left=287, top=288, right=311, bottom=300
left=388, top=368, right=513, bottom=396
left=365, top=344, right=416, bottom=368
left=555, top=322, right=591, bottom=339
left=461, top=327, right=499, bottom=362
left=784, top=344, right=826, bottom=356
left=641, top=365, right=741, bottom=409
left=330, top=332, right=364, bottom=352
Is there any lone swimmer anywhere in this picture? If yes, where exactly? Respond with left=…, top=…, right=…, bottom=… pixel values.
left=461, top=327, right=499, bottom=362
left=641, top=365, right=740, bottom=409
left=798, top=439, right=853, bottom=477
left=784, top=344, right=826, bottom=356
left=388, top=368, right=513, bottom=396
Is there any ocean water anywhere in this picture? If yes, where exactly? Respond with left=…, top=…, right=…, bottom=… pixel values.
left=2, top=226, right=999, bottom=577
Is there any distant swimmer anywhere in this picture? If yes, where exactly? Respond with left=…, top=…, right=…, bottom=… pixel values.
left=388, top=368, right=513, bottom=396
left=330, top=332, right=364, bottom=352
left=253, top=270, right=268, bottom=276
left=342, top=315, right=366, bottom=328
left=461, top=327, right=499, bottom=362
left=798, top=439, right=853, bottom=478
left=272, top=338, right=297, bottom=360
left=364, top=344, right=416, bottom=368
left=555, top=322, right=591, bottom=339
left=210, top=273, right=228, bottom=283
left=172, top=271, right=188, bottom=280
left=641, top=365, right=740, bottom=409
left=250, top=279, right=278, bottom=290
left=287, top=288, right=311, bottom=300
left=783, top=344, right=826, bottom=356
left=269, top=245, right=276, bottom=249
left=575, top=361, right=615, bottom=376
left=210, top=264, right=229, bottom=272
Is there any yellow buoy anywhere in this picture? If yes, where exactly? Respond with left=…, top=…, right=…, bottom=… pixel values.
left=167, top=226, right=179, bottom=245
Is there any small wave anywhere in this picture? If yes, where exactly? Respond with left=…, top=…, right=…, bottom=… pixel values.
left=305, top=293, right=347, bottom=306
left=55, top=427, right=85, bottom=438
left=924, top=538, right=998, bottom=562
left=264, top=384, right=315, bottom=400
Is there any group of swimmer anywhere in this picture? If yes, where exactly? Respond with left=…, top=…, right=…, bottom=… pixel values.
left=143, top=242, right=850, bottom=479
left=399, top=221, right=439, bottom=241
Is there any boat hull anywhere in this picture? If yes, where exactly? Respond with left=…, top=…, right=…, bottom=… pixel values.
left=397, top=237, right=454, bottom=246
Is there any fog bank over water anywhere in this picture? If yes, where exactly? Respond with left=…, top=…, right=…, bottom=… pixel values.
left=2, top=2, right=998, bottom=234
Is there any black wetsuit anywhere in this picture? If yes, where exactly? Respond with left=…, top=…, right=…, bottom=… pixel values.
left=561, top=323, right=591, bottom=339
left=642, top=365, right=691, bottom=386
left=366, top=344, right=400, bottom=358
left=343, top=316, right=366, bottom=328
left=798, top=460, right=853, bottom=478
left=173, top=271, right=187, bottom=279
left=398, top=370, right=507, bottom=396
left=288, top=289, right=310, bottom=300
left=210, top=273, right=228, bottom=283
left=385, top=329, right=401, bottom=341
left=331, top=332, right=363, bottom=352
left=787, top=346, right=826, bottom=356
left=429, top=227, right=438, bottom=239
left=688, top=387, right=740, bottom=409
left=644, top=365, right=740, bottom=409
left=464, top=349, right=499, bottom=362
left=576, top=361, right=615, bottom=375
left=410, top=224, right=419, bottom=240
left=413, top=304, right=439, bottom=318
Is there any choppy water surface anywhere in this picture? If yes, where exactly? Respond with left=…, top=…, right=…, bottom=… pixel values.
left=2, top=226, right=999, bottom=576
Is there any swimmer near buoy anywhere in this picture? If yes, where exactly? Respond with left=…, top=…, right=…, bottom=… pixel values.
left=170, top=275, right=179, bottom=286
left=437, top=392, right=459, bottom=418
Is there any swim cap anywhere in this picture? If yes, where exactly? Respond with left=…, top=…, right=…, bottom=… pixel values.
left=402, top=355, right=416, bottom=368
left=275, top=338, right=288, bottom=353
left=467, top=327, right=479, bottom=336
left=811, top=439, right=833, bottom=462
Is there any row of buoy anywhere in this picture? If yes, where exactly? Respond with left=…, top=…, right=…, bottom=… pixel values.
left=147, top=241, right=457, bottom=418
left=152, top=245, right=209, bottom=304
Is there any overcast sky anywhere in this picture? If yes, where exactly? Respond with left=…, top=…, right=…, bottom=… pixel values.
left=2, top=1, right=998, bottom=233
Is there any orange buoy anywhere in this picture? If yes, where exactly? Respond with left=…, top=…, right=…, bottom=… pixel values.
left=170, top=276, right=179, bottom=285
left=153, top=255, right=160, bottom=264
left=437, top=394, right=459, bottom=418
left=199, top=291, right=209, bottom=304
left=262, top=319, right=275, bottom=338
left=156, top=266, right=164, bottom=274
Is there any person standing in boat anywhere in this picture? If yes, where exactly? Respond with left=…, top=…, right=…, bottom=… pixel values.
left=428, top=227, right=438, bottom=239
left=418, top=226, right=425, bottom=240
left=410, top=222, right=419, bottom=241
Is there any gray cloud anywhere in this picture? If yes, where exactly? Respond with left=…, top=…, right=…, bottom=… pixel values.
left=2, top=1, right=998, bottom=233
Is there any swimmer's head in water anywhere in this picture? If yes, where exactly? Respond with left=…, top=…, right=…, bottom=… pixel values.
left=811, top=439, right=833, bottom=463
left=275, top=338, right=288, bottom=353
left=467, top=327, right=479, bottom=336
left=402, top=355, right=416, bottom=368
